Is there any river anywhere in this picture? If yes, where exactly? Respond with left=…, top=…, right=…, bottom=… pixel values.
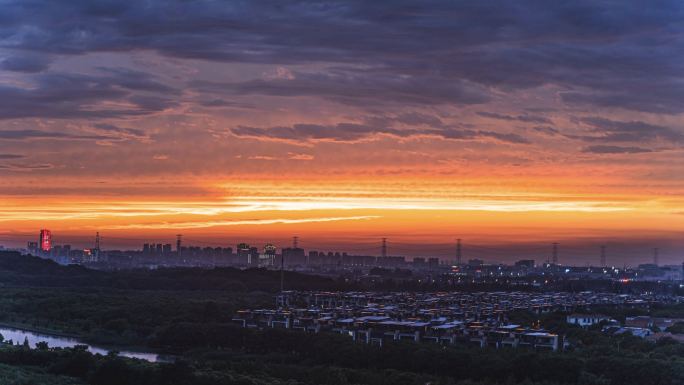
left=0, top=326, right=173, bottom=362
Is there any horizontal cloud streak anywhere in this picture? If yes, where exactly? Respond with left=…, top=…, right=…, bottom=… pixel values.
left=102, top=215, right=381, bottom=230
left=230, top=122, right=529, bottom=144
left=583, top=145, right=653, bottom=154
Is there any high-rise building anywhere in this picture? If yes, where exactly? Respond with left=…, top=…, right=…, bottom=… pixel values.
left=515, top=259, right=535, bottom=268
left=237, top=243, right=251, bottom=265
left=39, top=229, right=51, bottom=252
left=282, top=247, right=306, bottom=266
left=262, top=244, right=277, bottom=266
left=308, top=250, right=321, bottom=265
left=27, top=242, right=38, bottom=254
left=413, top=257, right=426, bottom=267
left=468, top=258, right=484, bottom=267
left=249, top=247, right=259, bottom=266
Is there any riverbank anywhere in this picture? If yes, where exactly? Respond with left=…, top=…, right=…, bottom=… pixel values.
left=0, top=324, right=174, bottom=362
left=0, top=321, right=80, bottom=339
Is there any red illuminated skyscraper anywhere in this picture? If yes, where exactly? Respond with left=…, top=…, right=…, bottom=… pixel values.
left=39, top=229, right=52, bottom=252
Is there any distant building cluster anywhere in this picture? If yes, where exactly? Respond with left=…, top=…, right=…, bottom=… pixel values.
left=233, top=290, right=670, bottom=351
left=26, top=229, right=100, bottom=265
left=14, top=229, right=684, bottom=284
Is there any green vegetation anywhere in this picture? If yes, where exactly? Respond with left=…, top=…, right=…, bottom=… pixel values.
left=666, top=322, right=684, bottom=334
left=0, top=287, right=272, bottom=346
left=0, top=251, right=341, bottom=291
left=1, top=287, right=683, bottom=385
left=0, top=321, right=683, bottom=385
left=0, top=361, right=86, bottom=385
left=0, top=251, right=683, bottom=384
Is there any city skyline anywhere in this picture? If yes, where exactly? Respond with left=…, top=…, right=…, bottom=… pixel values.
left=0, top=1, right=683, bottom=264
left=2, top=228, right=677, bottom=267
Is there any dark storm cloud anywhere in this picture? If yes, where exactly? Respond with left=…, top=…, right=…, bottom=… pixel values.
left=192, top=71, right=490, bottom=107
left=582, top=145, right=653, bottom=154
left=363, top=113, right=448, bottom=129
left=576, top=117, right=684, bottom=143
left=0, top=163, right=54, bottom=171
left=532, top=126, right=561, bottom=136
left=230, top=122, right=529, bottom=144
left=0, top=70, right=178, bottom=120
left=92, top=67, right=176, bottom=94
left=231, top=123, right=413, bottom=143
left=2, top=0, right=683, bottom=112
left=0, top=53, right=52, bottom=73
left=560, top=84, right=684, bottom=114
left=392, top=113, right=446, bottom=127
left=477, top=112, right=552, bottom=125
left=198, top=99, right=255, bottom=109
left=475, top=131, right=529, bottom=144
left=93, top=123, right=148, bottom=140
left=0, top=153, right=24, bottom=159
left=0, top=129, right=109, bottom=141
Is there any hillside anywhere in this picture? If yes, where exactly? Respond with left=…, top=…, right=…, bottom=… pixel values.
left=0, top=251, right=340, bottom=291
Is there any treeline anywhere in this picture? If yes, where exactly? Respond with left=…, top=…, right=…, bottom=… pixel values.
left=0, top=347, right=568, bottom=385
left=0, top=345, right=224, bottom=385
left=2, top=251, right=681, bottom=295
left=0, top=288, right=272, bottom=346
left=0, top=343, right=571, bottom=385
left=3, top=324, right=683, bottom=385
left=0, top=251, right=341, bottom=291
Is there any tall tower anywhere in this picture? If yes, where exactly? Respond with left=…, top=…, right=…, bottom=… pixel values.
left=176, top=234, right=182, bottom=257
left=39, top=229, right=51, bottom=252
left=381, top=238, right=387, bottom=258
left=292, top=236, right=299, bottom=249
left=280, top=247, right=285, bottom=293
left=653, top=247, right=659, bottom=266
left=552, top=242, right=559, bottom=265
left=94, top=232, right=101, bottom=259
left=456, top=238, right=462, bottom=265
left=600, top=245, right=606, bottom=267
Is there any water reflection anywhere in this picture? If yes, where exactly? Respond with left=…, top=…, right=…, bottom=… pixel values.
left=0, top=327, right=172, bottom=362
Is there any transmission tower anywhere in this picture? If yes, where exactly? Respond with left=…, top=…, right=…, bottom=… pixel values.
left=280, top=251, right=285, bottom=293
left=381, top=238, right=387, bottom=258
left=94, top=232, right=101, bottom=259
left=600, top=245, right=606, bottom=267
left=456, top=238, right=462, bottom=265
left=292, top=236, right=299, bottom=249
left=552, top=242, right=558, bottom=265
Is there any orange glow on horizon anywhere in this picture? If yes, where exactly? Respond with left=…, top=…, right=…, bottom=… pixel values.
left=0, top=177, right=681, bottom=246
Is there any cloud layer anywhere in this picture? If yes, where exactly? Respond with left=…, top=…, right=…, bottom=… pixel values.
left=0, top=1, right=682, bottom=259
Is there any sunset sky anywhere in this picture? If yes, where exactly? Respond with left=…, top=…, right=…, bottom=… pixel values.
left=0, top=1, right=683, bottom=264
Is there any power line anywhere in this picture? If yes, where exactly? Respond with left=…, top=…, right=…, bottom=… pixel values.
left=552, top=242, right=558, bottom=264
left=600, top=245, right=606, bottom=267
left=456, top=238, right=462, bottom=265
